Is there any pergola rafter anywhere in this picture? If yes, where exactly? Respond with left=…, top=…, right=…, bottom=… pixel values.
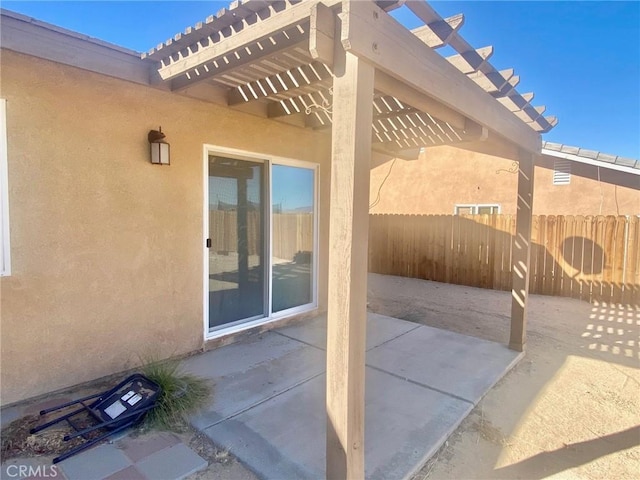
left=404, top=1, right=555, bottom=131
left=145, top=0, right=555, bottom=142
left=410, top=13, right=464, bottom=48
left=228, top=60, right=332, bottom=104
left=143, top=1, right=556, bottom=477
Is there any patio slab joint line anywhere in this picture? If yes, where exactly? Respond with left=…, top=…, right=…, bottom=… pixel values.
left=365, top=364, right=475, bottom=404
left=201, top=371, right=325, bottom=429
left=365, top=323, right=423, bottom=351
left=274, top=321, right=422, bottom=353
left=273, top=331, right=327, bottom=351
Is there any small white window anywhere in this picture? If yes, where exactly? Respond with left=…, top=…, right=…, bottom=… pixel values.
left=454, top=204, right=500, bottom=215
left=0, top=99, right=10, bottom=276
left=553, top=159, right=571, bottom=185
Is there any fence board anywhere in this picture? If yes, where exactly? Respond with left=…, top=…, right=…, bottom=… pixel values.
left=612, top=217, right=626, bottom=303
left=534, top=215, right=545, bottom=295
left=552, top=215, right=563, bottom=295
left=560, top=216, right=574, bottom=298
left=573, top=215, right=583, bottom=299
left=210, top=211, right=312, bottom=261
left=492, top=215, right=502, bottom=290
left=368, top=214, right=639, bottom=306
left=501, top=216, right=513, bottom=291
left=543, top=215, right=555, bottom=296
left=627, top=216, right=640, bottom=305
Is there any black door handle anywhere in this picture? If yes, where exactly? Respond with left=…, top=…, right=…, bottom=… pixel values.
left=206, top=238, right=211, bottom=248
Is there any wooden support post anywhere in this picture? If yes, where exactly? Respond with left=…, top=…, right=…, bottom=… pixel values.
left=326, top=47, right=374, bottom=479
left=510, top=151, right=536, bottom=351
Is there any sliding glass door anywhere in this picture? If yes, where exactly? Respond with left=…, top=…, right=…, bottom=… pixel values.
left=207, top=152, right=316, bottom=333
left=208, top=156, right=266, bottom=329
left=271, top=165, right=315, bottom=313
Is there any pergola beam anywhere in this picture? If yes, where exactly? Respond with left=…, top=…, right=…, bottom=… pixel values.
left=309, top=2, right=336, bottom=66
left=372, top=145, right=421, bottom=160
left=341, top=0, right=541, bottom=153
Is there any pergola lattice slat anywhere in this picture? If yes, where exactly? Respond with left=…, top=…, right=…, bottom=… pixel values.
left=147, top=0, right=556, bottom=138
left=174, top=35, right=309, bottom=90
left=228, top=60, right=332, bottom=104
left=340, top=0, right=542, bottom=152
left=143, top=0, right=302, bottom=61
left=156, top=2, right=316, bottom=83
left=405, top=0, right=554, bottom=133
left=410, top=13, right=464, bottom=48
left=445, top=45, right=493, bottom=74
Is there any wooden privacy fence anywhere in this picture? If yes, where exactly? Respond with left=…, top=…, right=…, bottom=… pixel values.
left=209, top=211, right=313, bottom=261
left=369, top=214, right=640, bottom=305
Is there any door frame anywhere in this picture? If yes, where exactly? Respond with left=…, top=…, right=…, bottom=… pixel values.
left=202, top=144, right=319, bottom=341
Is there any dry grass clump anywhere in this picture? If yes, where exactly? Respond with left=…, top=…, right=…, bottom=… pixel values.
left=141, top=359, right=212, bottom=431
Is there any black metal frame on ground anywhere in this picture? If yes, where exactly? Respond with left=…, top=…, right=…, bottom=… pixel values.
left=30, top=374, right=162, bottom=464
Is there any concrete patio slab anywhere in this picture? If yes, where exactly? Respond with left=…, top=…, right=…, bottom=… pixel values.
left=204, top=368, right=473, bottom=480
left=118, top=431, right=181, bottom=463
left=190, top=313, right=522, bottom=479
left=185, top=332, right=325, bottom=430
left=366, top=324, right=523, bottom=404
left=204, top=376, right=324, bottom=480
left=58, top=444, right=132, bottom=480
left=276, top=312, right=420, bottom=351
left=134, top=443, right=207, bottom=480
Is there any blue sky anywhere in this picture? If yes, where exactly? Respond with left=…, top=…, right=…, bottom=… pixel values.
left=3, top=1, right=639, bottom=159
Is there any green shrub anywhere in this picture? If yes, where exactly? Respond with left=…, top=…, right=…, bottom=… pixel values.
left=141, top=359, right=212, bottom=430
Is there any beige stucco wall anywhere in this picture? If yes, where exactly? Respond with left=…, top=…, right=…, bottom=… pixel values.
left=0, top=50, right=331, bottom=405
left=370, top=145, right=639, bottom=215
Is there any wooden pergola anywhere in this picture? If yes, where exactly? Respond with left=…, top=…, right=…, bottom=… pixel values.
left=144, top=0, right=557, bottom=476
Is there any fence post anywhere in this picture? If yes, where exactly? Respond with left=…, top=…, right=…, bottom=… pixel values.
left=510, top=150, right=536, bottom=352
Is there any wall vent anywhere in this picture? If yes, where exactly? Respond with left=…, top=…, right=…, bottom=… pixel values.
left=553, top=159, right=571, bottom=185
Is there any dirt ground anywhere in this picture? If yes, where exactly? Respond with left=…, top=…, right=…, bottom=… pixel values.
left=367, top=273, right=640, bottom=480
left=193, top=273, right=639, bottom=479
left=3, top=274, right=638, bottom=479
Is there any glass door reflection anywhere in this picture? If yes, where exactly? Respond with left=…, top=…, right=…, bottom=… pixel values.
left=208, top=156, right=265, bottom=329
left=271, top=165, right=315, bottom=313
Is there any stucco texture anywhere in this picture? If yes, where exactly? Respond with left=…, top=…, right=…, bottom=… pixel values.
left=370, top=145, right=639, bottom=215
left=0, top=50, right=330, bottom=405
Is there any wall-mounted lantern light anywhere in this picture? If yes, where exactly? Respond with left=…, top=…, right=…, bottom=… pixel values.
left=148, top=127, right=170, bottom=165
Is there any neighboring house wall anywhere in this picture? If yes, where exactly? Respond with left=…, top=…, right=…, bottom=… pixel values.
left=0, top=49, right=331, bottom=405
left=369, top=145, right=639, bottom=215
